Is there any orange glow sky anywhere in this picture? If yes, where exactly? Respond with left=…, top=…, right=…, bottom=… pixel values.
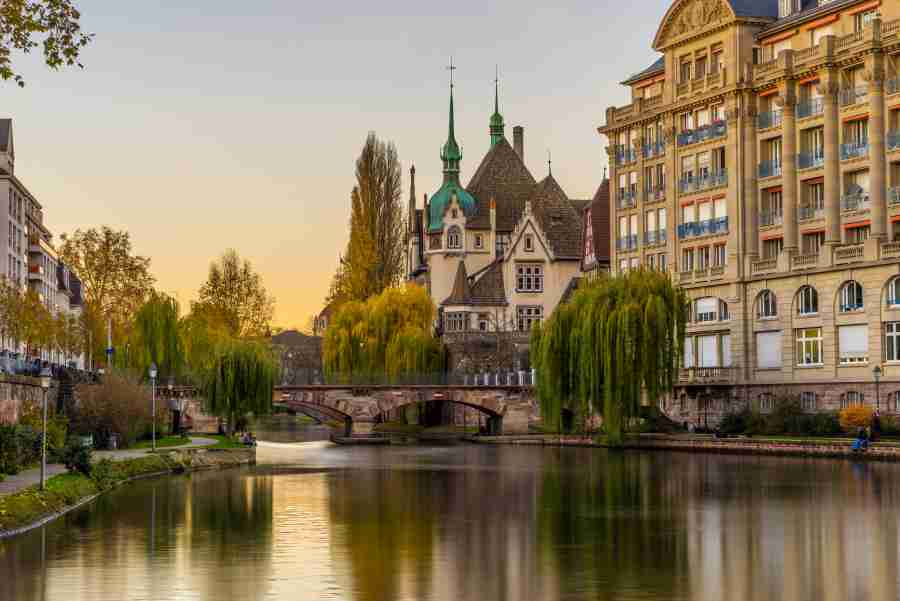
left=5, top=0, right=668, bottom=326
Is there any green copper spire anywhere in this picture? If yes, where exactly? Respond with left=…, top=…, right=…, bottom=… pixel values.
left=441, top=58, right=462, bottom=183
left=490, top=66, right=505, bottom=146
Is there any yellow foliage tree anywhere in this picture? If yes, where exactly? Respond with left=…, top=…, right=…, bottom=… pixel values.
left=322, top=285, right=442, bottom=382
left=839, top=404, right=874, bottom=431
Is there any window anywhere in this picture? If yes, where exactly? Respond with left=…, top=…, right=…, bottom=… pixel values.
left=474, top=234, right=484, bottom=249
left=838, top=324, right=868, bottom=365
left=619, top=258, right=628, bottom=274
left=846, top=225, right=870, bottom=244
left=802, top=231, right=825, bottom=255
left=429, top=234, right=442, bottom=250
left=495, top=234, right=510, bottom=257
left=681, top=248, right=694, bottom=271
left=647, top=254, right=656, bottom=270
left=695, top=297, right=718, bottom=322
left=759, top=393, right=774, bottom=413
left=855, top=9, right=876, bottom=32
left=697, top=246, right=710, bottom=269
left=797, top=286, right=818, bottom=315
left=796, top=327, right=823, bottom=366
left=630, top=257, right=640, bottom=270
left=845, top=119, right=868, bottom=146
left=477, top=314, right=489, bottom=332
left=841, top=391, right=864, bottom=409
left=683, top=337, right=694, bottom=368
left=800, top=391, right=817, bottom=411
left=445, top=312, right=468, bottom=332
left=697, top=334, right=718, bottom=367
left=516, top=264, right=543, bottom=292
left=658, top=253, right=668, bottom=272
left=888, top=277, right=900, bottom=306
left=713, top=244, right=726, bottom=267
left=517, top=306, right=542, bottom=332
left=757, top=290, right=777, bottom=318
left=886, top=322, right=900, bottom=362
left=762, top=237, right=783, bottom=260
left=451, top=209, right=458, bottom=219
left=447, top=226, right=462, bottom=249
left=524, top=234, right=534, bottom=252
left=757, top=331, right=783, bottom=369
left=806, top=180, right=824, bottom=210
left=839, top=281, right=864, bottom=313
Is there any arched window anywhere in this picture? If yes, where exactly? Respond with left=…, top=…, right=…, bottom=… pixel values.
left=799, top=391, right=817, bottom=411
left=757, top=290, right=777, bottom=318
left=892, top=391, right=900, bottom=413
left=887, top=277, right=900, bottom=307
left=797, top=286, right=818, bottom=315
left=759, top=393, right=774, bottom=413
left=840, top=390, right=864, bottom=409
left=447, top=226, right=462, bottom=249
left=839, top=280, right=864, bottom=313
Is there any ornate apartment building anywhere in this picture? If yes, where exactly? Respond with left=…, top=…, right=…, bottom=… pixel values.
left=600, top=0, right=900, bottom=424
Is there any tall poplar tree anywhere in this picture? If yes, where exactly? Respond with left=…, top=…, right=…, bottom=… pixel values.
left=329, top=133, right=404, bottom=303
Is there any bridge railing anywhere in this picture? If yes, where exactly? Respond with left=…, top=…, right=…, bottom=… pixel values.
left=317, top=371, right=536, bottom=387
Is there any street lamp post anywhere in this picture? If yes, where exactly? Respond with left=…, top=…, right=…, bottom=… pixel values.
left=39, top=367, right=51, bottom=491
left=168, top=379, right=175, bottom=435
left=874, top=365, right=883, bottom=413
left=149, top=363, right=158, bottom=451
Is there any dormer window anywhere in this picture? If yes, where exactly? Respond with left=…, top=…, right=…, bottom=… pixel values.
left=447, top=226, right=462, bottom=249
left=778, top=0, right=799, bottom=19
left=451, top=208, right=458, bottom=218
left=524, top=235, right=534, bottom=252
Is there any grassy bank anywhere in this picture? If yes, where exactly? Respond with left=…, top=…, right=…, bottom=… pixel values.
left=0, top=455, right=174, bottom=533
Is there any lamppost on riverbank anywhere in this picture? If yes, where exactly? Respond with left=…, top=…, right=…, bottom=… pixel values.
left=874, top=364, right=882, bottom=412
left=39, top=367, right=51, bottom=491
left=149, top=362, right=158, bottom=451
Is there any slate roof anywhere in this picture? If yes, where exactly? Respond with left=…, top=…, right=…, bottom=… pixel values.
left=725, top=0, right=779, bottom=18
left=466, top=137, right=537, bottom=231
left=569, top=198, right=592, bottom=212
left=757, top=0, right=855, bottom=38
left=528, top=175, right=583, bottom=260
left=559, top=277, right=583, bottom=305
left=442, top=259, right=507, bottom=307
left=621, top=56, right=665, bottom=85
left=589, top=180, right=611, bottom=266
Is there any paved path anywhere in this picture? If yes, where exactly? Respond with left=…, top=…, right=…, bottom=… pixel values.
left=0, top=437, right=218, bottom=498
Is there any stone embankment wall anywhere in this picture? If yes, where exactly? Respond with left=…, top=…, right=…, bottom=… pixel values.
left=0, top=377, right=57, bottom=423
left=161, top=447, right=255, bottom=469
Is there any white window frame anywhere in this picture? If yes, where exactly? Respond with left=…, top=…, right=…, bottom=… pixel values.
left=516, top=264, right=543, bottom=293
left=796, top=327, right=823, bottom=366
left=887, top=322, right=900, bottom=363
left=524, top=234, right=534, bottom=252
left=759, top=393, right=774, bottom=413
left=841, top=391, right=864, bottom=409
left=800, top=391, right=816, bottom=411
left=838, top=324, right=868, bottom=365
left=839, top=281, right=864, bottom=313
left=888, top=278, right=900, bottom=307
left=445, top=312, right=468, bottom=332
left=797, top=286, right=819, bottom=316
left=517, top=305, right=543, bottom=332
left=757, top=290, right=777, bottom=319
left=447, top=226, right=462, bottom=250
left=474, top=234, right=484, bottom=249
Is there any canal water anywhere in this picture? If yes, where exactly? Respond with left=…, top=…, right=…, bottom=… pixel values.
left=3, top=432, right=900, bottom=600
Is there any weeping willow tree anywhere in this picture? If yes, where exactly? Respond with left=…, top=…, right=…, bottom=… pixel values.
left=322, top=284, right=442, bottom=382
left=201, top=339, right=278, bottom=434
left=532, top=269, right=687, bottom=446
left=123, top=292, right=184, bottom=379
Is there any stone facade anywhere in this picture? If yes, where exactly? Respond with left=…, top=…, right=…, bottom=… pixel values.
left=601, top=0, right=900, bottom=426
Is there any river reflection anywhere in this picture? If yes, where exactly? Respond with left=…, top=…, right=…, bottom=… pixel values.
left=3, top=445, right=900, bottom=600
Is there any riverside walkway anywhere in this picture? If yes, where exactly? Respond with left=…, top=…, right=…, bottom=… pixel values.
left=0, top=437, right=218, bottom=497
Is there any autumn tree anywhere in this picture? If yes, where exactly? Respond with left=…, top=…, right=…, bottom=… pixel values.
left=329, top=133, right=405, bottom=303
left=0, top=1, right=93, bottom=86
left=58, top=226, right=155, bottom=361
left=193, top=249, right=275, bottom=339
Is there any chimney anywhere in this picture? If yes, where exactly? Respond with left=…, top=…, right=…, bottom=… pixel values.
left=513, top=126, right=524, bottom=161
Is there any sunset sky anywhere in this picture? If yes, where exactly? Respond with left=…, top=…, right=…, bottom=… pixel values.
left=5, top=0, right=670, bottom=327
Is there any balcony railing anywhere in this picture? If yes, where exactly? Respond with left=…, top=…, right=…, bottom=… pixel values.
left=888, top=131, right=900, bottom=151
left=642, top=141, right=665, bottom=159
left=759, top=210, right=783, bottom=227
left=645, top=186, right=666, bottom=203
left=615, top=148, right=637, bottom=165
left=792, top=254, right=819, bottom=269
left=711, top=216, right=728, bottom=234
left=839, top=85, right=868, bottom=107
left=616, top=235, right=638, bottom=251
left=757, top=110, right=782, bottom=130
left=751, top=258, right=778, bottom=274
left=840, top=141, right=869, bottom=161
left=617, top=190, right=636, bottom=209
left=889, top=187, right=900, bottom=206
left=643, top=230, right=668, bottom=246
left=798, top=205, right=824, bottom=220
left=835, top=243, right=864, bottom=264
left=840, top=193, right=870, bottom=212
left=797, top=151, right=824, bottom=170
left=678, top=217, right=727, bottom=239
left=758, top=160, right=782, bottom=178
left=678, top=367, right=735, bottom=385
left=797, top=98, right=824, bottom=119
left=676, top=121, right=726, bottom=147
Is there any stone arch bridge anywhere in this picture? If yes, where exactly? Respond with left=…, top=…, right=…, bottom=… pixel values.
left=274, top=385, right=537, bottom=436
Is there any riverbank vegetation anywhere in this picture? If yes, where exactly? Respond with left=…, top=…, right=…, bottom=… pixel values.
left=531, top=270, right=687, bottom=446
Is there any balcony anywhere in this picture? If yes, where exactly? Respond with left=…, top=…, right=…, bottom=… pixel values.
left=798, top=205, right=824, bottom=220
left=680, top=171, right=727, bottom=194
left=751, top=258, right=778, bottom=275
left=643, top=230, right=667, bottom=246
left=834, top=243, right=864, bottom=265
left=840, top=141, right=868, bottom=161
left=676, top=121, right=726, bottom=147
left=758, top=160, right=782, bottom=178
left=889, top=131, right=900, bottom=152
left=840, top=192, right=869, bottom=212
left=617, top=190, right=636, bottom=210
left=615, top=148, right=637, bottom=166
left=792, top=253, right=819, bottom=270
left=839, top=85, right=868, bottom=107
left=889, top=187, right=900, bottom=206
left=678, top=367, right=735, bottom=385
left=759, top=210, right=783, bottom=227
left=757, top=110, right=782, bottom=130
left=797, top=150, right=824, bottom=170
left=678, top=217, right=727, bottom=240
left=645, top=186, right=665, bottom=203
left=797, top=98, right=824, bottom=119
left=642, top=141, right=665, bottom=159
left=710, top=216, right=728, bottom=234
left=616, top=235, right=638, bottom=251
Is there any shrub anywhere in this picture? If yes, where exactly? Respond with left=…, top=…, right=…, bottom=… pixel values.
left=60, top=438, right=92, bottom=476
left=839, top=405, right=874, bottom=432
left=90, top=458, right=116, bottom=490
left=0, top=424, right=41, bottom=475
left=879, top=415, right=900, bottom=436
left=19, top=403, right=67, bottom=456
left=718, top=408, right=750, bottom=434
left=764, top=398, right=807, bottom=435
left=811, top=412, right=842, bottom=436
left=71, top=374, right=157, bottom=449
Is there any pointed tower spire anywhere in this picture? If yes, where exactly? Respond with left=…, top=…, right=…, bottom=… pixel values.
left=408, top=164, right=417, bottom=234
left=548, top=149, right=552, bottom=176
left=490, top=66, right=505, bottom=146
left=441, top=57, right=462, bottom=183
